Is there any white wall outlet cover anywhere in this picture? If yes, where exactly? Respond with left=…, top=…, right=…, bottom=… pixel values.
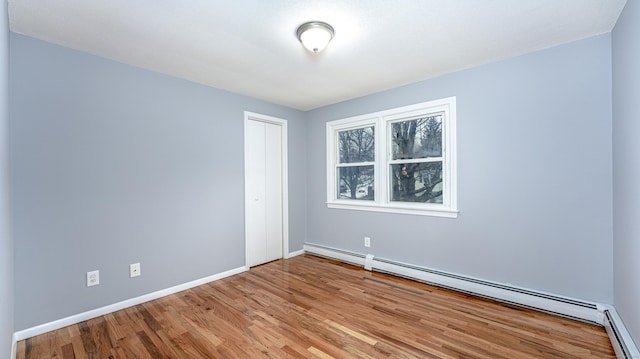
left=130, top=263, right=141, bottom=278
left=87, top=270, right=99, bottom=287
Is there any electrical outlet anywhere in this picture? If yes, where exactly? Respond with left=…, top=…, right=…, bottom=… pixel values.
left=87, top=270, right=99, bottom=287
left=130, top=263, right=141, bottom=278
left=364, top=236, right=371, bottom=247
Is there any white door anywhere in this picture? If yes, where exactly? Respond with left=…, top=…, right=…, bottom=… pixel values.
left=245, top=114, right=286, bottom=267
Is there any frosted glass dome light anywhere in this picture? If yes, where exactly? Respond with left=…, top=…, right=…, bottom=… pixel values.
left=297, top=21, right=334, bottom=53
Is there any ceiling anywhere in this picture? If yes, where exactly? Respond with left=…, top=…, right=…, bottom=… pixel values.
left=8, top=0, right=627, bottom=111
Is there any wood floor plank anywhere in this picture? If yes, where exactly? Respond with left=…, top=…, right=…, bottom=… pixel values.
left=17, top=255, right=616, bottom=358
left=61, top=343, right=76, bottom=359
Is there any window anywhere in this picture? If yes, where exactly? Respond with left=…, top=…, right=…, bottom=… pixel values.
left=326, top=97, right=457, bottom=217
left=336, top=125, right=375, bottom=200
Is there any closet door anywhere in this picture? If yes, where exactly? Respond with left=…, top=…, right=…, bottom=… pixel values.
left=245, top=119, right=283, bottom=267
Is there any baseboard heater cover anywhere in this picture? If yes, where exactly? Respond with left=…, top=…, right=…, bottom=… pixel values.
left=303, top=243, right=600, bottom=324
left=373, top=256, right=601, bottom=323
left=604, top=307, right=640, bottom=359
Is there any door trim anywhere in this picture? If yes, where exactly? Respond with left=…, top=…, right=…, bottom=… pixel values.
left=244, top=111, right=289, bottom=267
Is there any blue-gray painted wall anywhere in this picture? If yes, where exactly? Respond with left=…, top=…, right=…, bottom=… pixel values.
left=0, top=0, right=13, bottom=357
left=9, top=33, right=306, bottom=330
left=613, top=0, right=640, bottom=348
left=9, top=26, right=629, bottom=340
left=305, top=34, right=614, bottom=304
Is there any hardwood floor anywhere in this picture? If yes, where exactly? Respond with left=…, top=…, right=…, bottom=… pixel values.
left=17, top=255, right=615, bottom=358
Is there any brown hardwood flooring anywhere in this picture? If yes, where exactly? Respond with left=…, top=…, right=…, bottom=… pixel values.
left=17, top=254, right=615, bottom=358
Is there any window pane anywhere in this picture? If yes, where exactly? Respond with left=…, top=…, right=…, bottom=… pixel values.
left=338, top=166, right=374, bottom=200
left=390, top=162, right=442, bottom=203
left=391, top=115, right=442, bottom=160
left=338, top=126, right=375, bottom=163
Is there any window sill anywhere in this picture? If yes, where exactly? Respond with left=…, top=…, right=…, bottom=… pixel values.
left=326, top=201, right=458, bottom=218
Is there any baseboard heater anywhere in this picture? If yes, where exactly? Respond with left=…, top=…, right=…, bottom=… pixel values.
left=373, top=256, right=599, bottom=319
left=304, top=243, right=600, bottom=323
left=303, top=243, right=640, bottom=359
left=304, top=244, right=603, bottom=325
left=604, top=308, right=640, bottom=359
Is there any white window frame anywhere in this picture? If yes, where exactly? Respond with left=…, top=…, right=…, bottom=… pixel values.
left=326, top=97, right=457, bottom=218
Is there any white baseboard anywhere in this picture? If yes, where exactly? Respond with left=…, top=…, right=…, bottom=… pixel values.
left=287, top=249, right=305, bottom=258
left=303, top=242, right=640, bottom=359
left=13, top=265, right=247, bottom=342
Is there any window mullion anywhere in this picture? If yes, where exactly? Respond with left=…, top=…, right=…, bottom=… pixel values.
left=376, top=116, right=385, bottom=205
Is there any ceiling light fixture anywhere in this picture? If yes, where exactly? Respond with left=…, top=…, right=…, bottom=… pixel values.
left=296, top=21, right=334, bottom=53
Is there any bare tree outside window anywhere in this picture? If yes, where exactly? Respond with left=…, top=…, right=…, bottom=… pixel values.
left=337, top=126, right=375, bottom=200
left=390, top=115, right=443, bottom=203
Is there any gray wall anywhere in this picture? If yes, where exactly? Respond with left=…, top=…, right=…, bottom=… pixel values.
left=0, top=0, right=13, bottom=357
left=8, top=23, right=622, bottom=336
left=613, top=1, right=640, bottom=348
left=306, top=35, right=613, bottom=303
left=9, top=33, right=306, bottom=330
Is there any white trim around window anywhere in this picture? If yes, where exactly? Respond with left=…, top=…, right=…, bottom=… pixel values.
left=326, top=97, right=458, bottom=218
